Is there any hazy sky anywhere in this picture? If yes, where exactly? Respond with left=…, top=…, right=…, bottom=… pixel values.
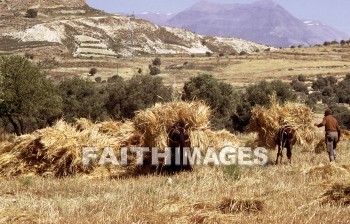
left=86, top=0, right=350, bottom=35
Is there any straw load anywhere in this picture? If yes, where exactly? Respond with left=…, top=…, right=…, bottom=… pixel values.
left=0, top=119, right=138, bottom=177
left=0, top=101, right=238, bottom=177
left=133, top=101, right=237, bottom=151
left=248, top=96, right=316, bottom=150
left=342, top=129, right=350, bottom=141
left=190, top=129, right=238, bottom=150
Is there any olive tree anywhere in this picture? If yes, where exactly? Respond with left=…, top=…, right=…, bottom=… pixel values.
left=0, top=55, right=62, bottom=135
left=182, top=74, right=239, bottom=130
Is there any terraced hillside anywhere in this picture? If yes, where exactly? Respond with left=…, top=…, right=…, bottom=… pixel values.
left=0, top=5, right=273, bottom=58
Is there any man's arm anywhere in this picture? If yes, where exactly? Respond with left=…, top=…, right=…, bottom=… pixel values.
left=336, top=122, right=342, bottom=141
left=315, top=117, right=326, bottom=127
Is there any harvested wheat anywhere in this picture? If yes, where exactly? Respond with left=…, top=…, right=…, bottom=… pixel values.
left=315, top=139, right=326, bottom=154
left=342, top=129, right=350, bottom=141
left=217, top=198, right=264, bottom=213
left=133, top=101, right=212, bottom=149
left=248, top=95, right=316, bottom=150
left=303, top=163, right=350, bottom=176
left=322, top=180, right=350, bottom=206
left=0, top=101, right=237, bottom=177
left=190, top=129, right=237, bottom=151
left=0, top=119, right=137, bottom=177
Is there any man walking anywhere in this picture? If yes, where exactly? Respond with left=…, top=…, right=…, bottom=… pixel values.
left=315, top=109, right=342, bottom=162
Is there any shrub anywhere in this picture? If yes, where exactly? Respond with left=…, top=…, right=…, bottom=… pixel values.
left=291, top=79, right=308, bottom=93
left=107, top=75, right=123, bottom=83
left=152, top=57, right=161, bottom=66
left=323, top=41, right=331, bottom=46
left=305, top=98, right=316, bottom=109
left=205, top=51, right=212, bottom=57
left=182, top=74, right=239, bottom=130
left=104, top=75, right=172, bottom=119
left=329, top=104, right=350, bottom=129
left=25, top=9, right=38, bottom=18
left=59, top=77, right=107, bottom=122
left=122, top=75, right=172, bottom=118
left=335, top=74, right=350, bottom=103
left=24, top=52, right=34, bottom=59
left=149, top=65, right=160, bottom=75
left=89, top=67, right=97, bottom=76
left=322, top=86, right=334, bottom=97
left=235, top=80, right=296, bottom=131
left=95, top=77, right=102, bottom=83
left=331, top=40, right=339, bottom=45
left=308, top=92, right=322, bottom=102
left=38, top=57, right=60, bottom=69
left=297, top=74, right=307, bottom=82
left=312, top=76, right=337, bottom=91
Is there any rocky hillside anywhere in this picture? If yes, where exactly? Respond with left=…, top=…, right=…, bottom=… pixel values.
left=0, top=3, right=272, bottom=58
left=0, top=0, right=86, bottom=10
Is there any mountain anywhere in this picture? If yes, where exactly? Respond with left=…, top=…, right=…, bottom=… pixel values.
left=302, top=20, right=348, bottom=45
left=0, top=2, right=272, bottom=58
left=141, top=0, right=348, bottom=47
left=135, top=12, right=175, bottom=26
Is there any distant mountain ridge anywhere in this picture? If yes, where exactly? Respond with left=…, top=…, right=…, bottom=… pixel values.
left=135, top=0, right=348, bottom=47
left=136, top=12, right=175, bottom=26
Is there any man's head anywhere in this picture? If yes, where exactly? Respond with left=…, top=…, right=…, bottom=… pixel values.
left=324, top=108, right=332, bottom=116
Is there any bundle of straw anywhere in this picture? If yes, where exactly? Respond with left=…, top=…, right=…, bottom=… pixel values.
left=342, top=129, right=350, bottom=141
left=0, top=101, right=238, bottom=177
left=248, top=96, right=316, bottom=150
left=133, top=101, right=211, bottom=149
left=0, top=119, right=137, bottom=177
left=190, top=129, right=237, bottom=151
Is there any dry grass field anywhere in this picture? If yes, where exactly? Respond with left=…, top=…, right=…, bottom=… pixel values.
left=0, top=139, right=349, bottom=223
left=1, top=45, right=350, bottom=223
left=44, top=44, right=350, bottom=89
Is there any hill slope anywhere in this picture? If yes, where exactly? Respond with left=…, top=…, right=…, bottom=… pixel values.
left=0, top=4, right=272, bottom=58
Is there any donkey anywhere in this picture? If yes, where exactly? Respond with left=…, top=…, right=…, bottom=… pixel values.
left=275, top=126, right=297, bottom=164
left=163, top=121, right=192, bottom=173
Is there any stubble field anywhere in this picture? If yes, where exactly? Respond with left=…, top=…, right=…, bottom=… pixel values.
left=1, top=44, right=350, bottom=223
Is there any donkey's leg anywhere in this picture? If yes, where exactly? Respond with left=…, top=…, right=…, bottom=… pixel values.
left=279, top=148, right=284, bottom=164
left=276, top=146, right=281, bottom=165
left=287, top=141, right=292, bottom=164
left=287, top=147, right=292, bottom=164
